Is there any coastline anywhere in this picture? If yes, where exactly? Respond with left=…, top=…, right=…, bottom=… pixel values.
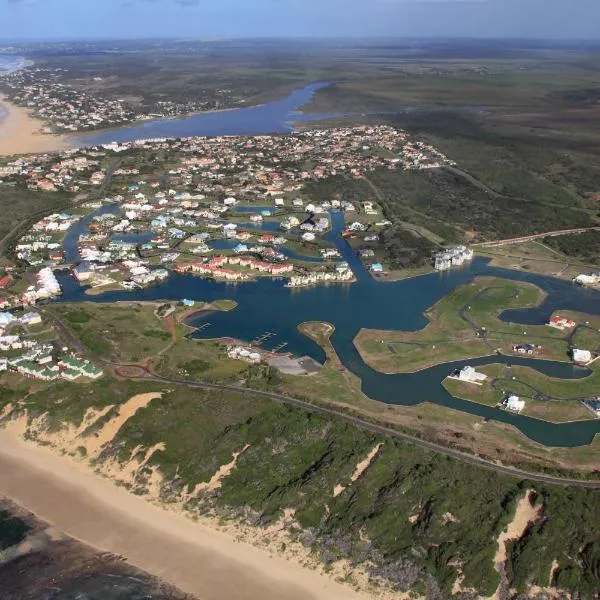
left=0, top=426, right=371, bottom=600
left=0, top=94, right=71, bottom=156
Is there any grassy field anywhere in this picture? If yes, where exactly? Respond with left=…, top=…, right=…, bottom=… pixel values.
left=443, top=366, right=595, bottom=424
left=354, top=276, right=569, bottom=373
left=299, top=50, right=600, bottom=275
left=46, top=301, right=255, bottom=383
left=48, top=302, right=173, bottom=363
left=477, top=240, right=598, bottom=280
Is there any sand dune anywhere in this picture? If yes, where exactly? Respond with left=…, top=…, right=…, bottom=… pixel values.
left=0, top=95, right=70, bottom=156
left=0, top=430, right=363, bottom=600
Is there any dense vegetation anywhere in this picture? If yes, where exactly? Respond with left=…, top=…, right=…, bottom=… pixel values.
left=379, top=226, right=438, bottom=269
left=78, top=384, right=600, bottom=599
left=0, top=186, right=74, bottom=256
left=303, top=51, right=600, bottom=269
left=4, top=376, right=598, bottom=597
left=543, top=230, right=600, bottom=262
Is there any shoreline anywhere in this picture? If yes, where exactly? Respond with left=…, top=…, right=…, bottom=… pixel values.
left=0, top=427, right=367, bottom=600
left=0, top=94, right=71, bottom=156
left=70, top=99, right=272, bottom=145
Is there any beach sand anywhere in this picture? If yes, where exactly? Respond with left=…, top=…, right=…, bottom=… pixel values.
left=0, top=429, right=363, bottom=600
left=0, top=95, right=71, bottom=156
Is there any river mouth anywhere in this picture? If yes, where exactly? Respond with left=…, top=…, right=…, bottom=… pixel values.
left=56, top=205, right=600, bottom=448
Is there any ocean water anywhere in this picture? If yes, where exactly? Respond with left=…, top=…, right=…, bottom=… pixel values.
left=0, top=55, right=27, bottom=75
left=0, top=56, right=27, bottom=121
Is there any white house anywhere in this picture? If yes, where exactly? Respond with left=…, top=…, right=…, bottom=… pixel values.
left=453, top=365, right=488, bottom=384
left=572, top=348, right=592, bottom=365
left=505, top=394, right=525, bottom=413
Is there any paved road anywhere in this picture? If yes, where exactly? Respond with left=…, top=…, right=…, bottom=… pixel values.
left=40, top=296, right=600, bottom=490
left=144, top=372, right=600, bottom=489
left=472, top=226, right=600, bottom=248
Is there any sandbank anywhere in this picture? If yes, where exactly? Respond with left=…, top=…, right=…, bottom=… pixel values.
left=0, top=429, right=363, bottom=600
left=0, top=94, right=71, bottom=156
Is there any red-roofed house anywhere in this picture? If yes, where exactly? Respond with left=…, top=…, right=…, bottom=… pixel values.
left=548, top=315, right=576, bottom=330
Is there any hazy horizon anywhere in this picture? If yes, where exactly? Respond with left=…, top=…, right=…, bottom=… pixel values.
left=1, top=0, right=599, bottom=43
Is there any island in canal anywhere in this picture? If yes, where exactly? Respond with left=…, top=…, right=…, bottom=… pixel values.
left=2, top=120, right=600, bottom=599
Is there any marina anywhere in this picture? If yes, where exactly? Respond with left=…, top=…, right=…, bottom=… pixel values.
left=54, top=209, right=600, bottom=447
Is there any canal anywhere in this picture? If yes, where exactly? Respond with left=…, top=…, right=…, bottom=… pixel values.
left=56, top=209, right=600, bottom=447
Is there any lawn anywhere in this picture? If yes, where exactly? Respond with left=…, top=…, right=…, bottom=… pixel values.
left=354, top=277, right=566, bottom=373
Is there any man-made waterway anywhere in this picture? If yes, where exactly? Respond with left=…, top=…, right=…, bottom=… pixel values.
left=70, top=82, right=338, bottom=146
left=56, top=209, right=600, bottom=447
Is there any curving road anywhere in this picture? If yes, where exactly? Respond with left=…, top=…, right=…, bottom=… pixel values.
left=145, top=372, right=600, bottom=489
left=38, top=302, right=600, bottom=489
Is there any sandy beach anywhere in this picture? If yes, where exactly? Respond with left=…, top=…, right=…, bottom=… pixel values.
left=0, top=429, right=363, bottom=600
left=0, top=94, right=71, bottom=156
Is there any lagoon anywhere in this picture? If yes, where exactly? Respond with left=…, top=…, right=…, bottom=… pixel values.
left=56, top=209, right=600, bottom=447
left=71, top=82, right=338, bottom=146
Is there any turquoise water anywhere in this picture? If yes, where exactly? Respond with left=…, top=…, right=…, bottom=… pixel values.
left=57, top=209, right=600, bottom=447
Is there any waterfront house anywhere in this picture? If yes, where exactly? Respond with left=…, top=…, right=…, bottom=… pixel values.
left=572, top=348, right=592, bottom=365
left=434, top=246, right=473, bottom=271
left=505, top=394, right=525, bottom=413
left=573, top=272, right=600, bottom=286
left=451, top=365, right=488, bottom=384
left=73, top=261, right=94, bottom=282
left=370, top=263, right=384, bottom=273
left=547, top=315, right=576, bottom=331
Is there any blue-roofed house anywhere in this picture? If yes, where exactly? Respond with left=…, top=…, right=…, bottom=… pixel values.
left=0, top=312, right=16, bottom=327
left=370, top=263, right=384, bottom=273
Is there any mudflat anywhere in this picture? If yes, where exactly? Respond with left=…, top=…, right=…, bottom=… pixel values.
left=0, top=430, right=362, bottom=600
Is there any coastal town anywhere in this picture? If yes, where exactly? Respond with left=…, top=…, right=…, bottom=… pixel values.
left=2, top=28, right=600, bottom=600
left=0, top=65, right=250, bottom=133
left=0, top=125, right=452, bottom=292
left=0, top=124, right=456, bottom=383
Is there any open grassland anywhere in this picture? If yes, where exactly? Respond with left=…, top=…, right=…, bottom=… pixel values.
left=47, top=301, right=253, bottom=383
left=48, top=302, right=174, bottom=363
left=354, top=277, right=571, bottom=374
left=302, top=52, right=600, bottom=274
left=476, top=240, right=598, bottom=281
left=2, top=374, right=600, bottom=599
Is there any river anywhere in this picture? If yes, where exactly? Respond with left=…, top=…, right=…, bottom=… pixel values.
left=70, top=82, right=339, bottom=146
left=56, top=207, right=600, bottom=447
